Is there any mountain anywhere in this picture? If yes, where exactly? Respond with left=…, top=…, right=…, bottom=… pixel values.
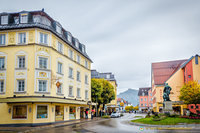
left=117, top=88, right=139, bottom=106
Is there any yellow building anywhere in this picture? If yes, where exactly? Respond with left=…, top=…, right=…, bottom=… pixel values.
left=91, top=70, right=118, bottom=113
left=152, top=55, right=200, bottom=114
left=0, top=10, right=92, bottom=126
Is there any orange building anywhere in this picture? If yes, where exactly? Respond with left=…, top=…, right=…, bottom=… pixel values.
left=152, top=54, right=200, bottom=114
left=138, top=87, right=152, bottom=112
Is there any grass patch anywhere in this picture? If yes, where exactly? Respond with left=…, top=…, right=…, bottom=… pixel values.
left=102, top=115, right=111, bottom=118
left=131, top=117, right=200, bottom=125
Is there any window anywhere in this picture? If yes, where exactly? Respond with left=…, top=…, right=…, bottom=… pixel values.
left=142, top=92, right=144, bottom=96
left=188, top=75, right=191, bottom=78
left=144, top=98, right=146, bottom=101
left=18, top=56, right=25, bottom=68
left=141, top=98, right=143, bottom=101
left=77, top=88, right=80, bottom=97
left=57, top=84, right=62, bottom=94
left=77, top=55, right=80, bottom=64
left=0, top=80, right=4, bottom=93
left=56, top=24, right=62, bottom=34
left=57, top=62, right=62, bottom=74
left=39, top=57, right=47, bottom=69
left=0, top=57, right=5, bottom=69
left=40, top=33, right=48, bottom=44
left=69, top=67, right=73, bottom=78
left=37, top=105, right=48, bottom=119
left=18, top=33, right=26, bottom=44
left=58, top=42, right=63, bottom=53
left=85, top=75, right=88, bottom=84
left=85, top=90, right=88, bottom=99
left=38, top=80, right=47, bottom=92
left=69, top=49, right=73, bottom=59
left=69, top=106, right=76, bottom=120
left=151, top=103, right=153, bottom=106
left=145, top=104, right=147, bottom=107
left=75, top=40, right=79, bottom=48
left=141, top=104, right=143, bottom=106
left=77, top=71, right=80, bottom=81
left=67, top=34, right=72, bottom=43
left=85, top=60, right=88, bottom=68
left=0, top=34, right=6, bottom=45
left=20, top=14, right=28, bottom=23
left=69, top=86, right=73, bottom=96
left=1, top=15, right=8, bottom=25
left=12, top=105, right=27, bottom=119
left=150, top=93, right=152, bottom=96
left=17, top=80, right=25, bottom=92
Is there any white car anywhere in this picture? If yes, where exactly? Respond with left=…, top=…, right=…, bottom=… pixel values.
left=111, top=112, right=120, bottom=118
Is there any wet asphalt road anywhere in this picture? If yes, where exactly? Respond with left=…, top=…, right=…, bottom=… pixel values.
left=37, top=113, right=200, bottom=133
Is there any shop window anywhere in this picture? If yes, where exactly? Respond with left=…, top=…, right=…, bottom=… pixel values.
left=37, top=105, right=48, bottom=119
left=0, top=34, right=6, bottom=45
left=18, top=33, right=26, bottom=44
left=12, top=105, right=27, bottom=119
left=0, top=57, right=5, bottom=69
left=40, top=32, right=48, bottom=44
left=69, top=106, right=76, bottom=120
left=18, top=56, right=25, bottom=68
left=55, top=105, right=64, bottom=121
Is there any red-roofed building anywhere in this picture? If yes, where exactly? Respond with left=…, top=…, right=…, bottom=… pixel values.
left=152, top=54, right=200, bottom=114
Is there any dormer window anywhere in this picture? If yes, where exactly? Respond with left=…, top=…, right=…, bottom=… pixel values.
left=14, top=16, right=19, bottom=24
left=20, top=13, right=28, bottom=23
left=82, top=45, right=85, bottom=53
left=75, top=40, right=79, bottom=48
left=1, top=15, right=8, bottom=25
left=67, top=34, right=72, bottom=43
left=56, top=23, right=62, bottom=34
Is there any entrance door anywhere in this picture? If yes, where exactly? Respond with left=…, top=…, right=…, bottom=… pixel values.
left=80, top=107, right=85, bottom=119
left=55, top=105, right=64, bottom=121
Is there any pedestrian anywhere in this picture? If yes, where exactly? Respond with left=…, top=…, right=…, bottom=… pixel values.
left=86, top=110, right=88, bottom=119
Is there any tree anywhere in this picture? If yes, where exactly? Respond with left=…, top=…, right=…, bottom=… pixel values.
left=133, top=105, right=139, bottom=111
left=179, top=81, right=200, bottom=104
left=125, top=106, right=130, bottom=112
left=120, top=102, right=124, bottom=107
left=129, top=106, right=133, bottom=111
left=101, top=79, right=115, bottom=110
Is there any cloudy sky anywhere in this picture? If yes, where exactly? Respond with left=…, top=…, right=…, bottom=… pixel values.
left=1, top=0, right=200, bottom=94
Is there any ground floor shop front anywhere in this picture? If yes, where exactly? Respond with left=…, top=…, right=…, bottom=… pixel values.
left=0, top=98, right=92, bottom=126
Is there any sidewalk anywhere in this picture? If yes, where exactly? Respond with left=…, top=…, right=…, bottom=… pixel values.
left=0, top=117, right=104, bottom=133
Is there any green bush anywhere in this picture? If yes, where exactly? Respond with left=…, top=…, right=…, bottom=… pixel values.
left=102, top=115, right=110, bottom=118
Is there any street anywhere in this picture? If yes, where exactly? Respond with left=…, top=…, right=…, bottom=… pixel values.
left=36, top=113, right=200, bottom=133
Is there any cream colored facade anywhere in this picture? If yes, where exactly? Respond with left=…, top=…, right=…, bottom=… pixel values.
left=0, top=11, right=92, bottom=126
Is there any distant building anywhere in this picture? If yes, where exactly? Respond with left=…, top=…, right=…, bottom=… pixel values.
left=138, top=87, right=152, bottom=112
left=91, top=70, right=118, bottom=113
left=117, top=98, right=129, bottom=111
left=152, top=54, right=200, bottom=114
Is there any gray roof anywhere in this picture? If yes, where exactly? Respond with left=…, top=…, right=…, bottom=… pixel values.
left=138, top=87, right=151, bottom=96
left=91, top=70, right=116, bottom=81
left=0, top=10, right=92, bottom=62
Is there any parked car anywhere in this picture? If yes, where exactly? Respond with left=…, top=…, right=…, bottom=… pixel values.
left=111, top=112, right=120, bottom=118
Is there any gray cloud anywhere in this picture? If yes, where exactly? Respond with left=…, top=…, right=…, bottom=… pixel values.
left=1, top=0, right=200, bottom=94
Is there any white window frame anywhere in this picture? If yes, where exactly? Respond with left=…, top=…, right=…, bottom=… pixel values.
left=69, top=86, right=73, bottom=97
left=85, top=90, right=88, bottom=99
left=57, top=62, right=62, bottom=74
left=77, top=71, right=81, bottom=81
left=77, top=55, right=80, bottom=64
left=0, top=57, right=5, bottom=70
left=75, top=40, right=79, bottom=48
left=38, top=80, right=48, bottom=92
left=18, top=56, right=25, bottom=68
left=12, top=105, right=28, bottom=120
left=67, top=34, right=72, bottom=43
left=0, top=80, right=4, bottom=93
left=0, top=34, right=6, bottom=45
left=85, top=75, right=88, bottom=84
left=58, top=42, right=63, bottom=53
left=17, top=79, right=25, bottom=92
left=77, top=88, right=81, bottom=98
left=1, top=15, right=8, bottom=25
left=20, top=14, right=28, bottom=24
left=18, top=33, right=26, bottom=44
left=85, top=60, right=88, bottom=68
left=56, top=24, right=62, bottom=34
left=69, top=49, right=73, bottom=59
left=36, top=104, right=49, bottom=119
left=69, top=67, right=73, bottom=79
left=39, top=32, right=48, bottom=45
left=38, top=57, right=48, bottom=69
left=57, top=83, right=62, bottom=94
